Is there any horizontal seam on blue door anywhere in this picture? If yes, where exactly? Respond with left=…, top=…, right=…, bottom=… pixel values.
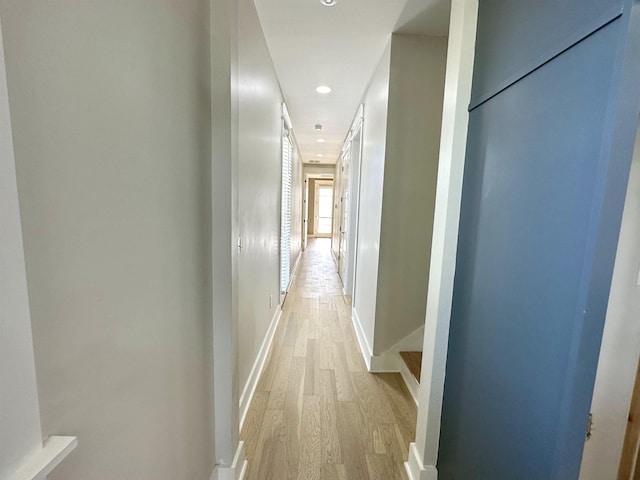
left=468, top=6, right=623, bottom=112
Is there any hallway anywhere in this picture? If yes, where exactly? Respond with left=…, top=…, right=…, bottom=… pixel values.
left=241, top=238, right=416, bottom=480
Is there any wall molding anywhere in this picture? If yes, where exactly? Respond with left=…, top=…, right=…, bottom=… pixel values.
left=239, top=306, right=282, bottom=431
left=211, top=441, right=247, bottom=480
left=405, top=442, right=438, bottom=480
left=8, top=436, right=77, bottom=480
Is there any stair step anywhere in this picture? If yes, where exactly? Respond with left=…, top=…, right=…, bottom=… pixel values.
left=400, top=351, right=422, bottom=384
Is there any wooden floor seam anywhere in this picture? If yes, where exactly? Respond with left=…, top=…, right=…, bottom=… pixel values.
left=241, top=238, right=416, bottom=480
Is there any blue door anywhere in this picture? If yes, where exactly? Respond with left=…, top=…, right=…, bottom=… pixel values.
left=438, top=1, right=640, bottom=479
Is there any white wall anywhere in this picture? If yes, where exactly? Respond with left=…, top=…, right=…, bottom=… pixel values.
left=0, top=16, right=43, bottom=478
left=237, top=0, right=303, bottom=395
left=580, top=123, right=640, bottom=480
left=303, top=164, right=336, bottom=176
left=352, top=35, right=447, bottom=358
left=373, top=34, right=447, bottom=354
left=353, top=43, right=392, bottom=357
left=0, top=2, right=214, bottom=479
left=237, top=0, right=283, bottom=391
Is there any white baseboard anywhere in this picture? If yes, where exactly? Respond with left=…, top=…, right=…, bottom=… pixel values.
left=405, top=442, right=438, bottom=480
left=369, top=350, right=402, bottom=373
left=352, top=308, right=373, bottom=371
left=352, top=309, right=410, bottom=374
left=291, top=250, right=302, bottom=279
left=239, top=306, right=282, bottom=431
left=399, top=355, right=419, bottom=405
left=211, top=441, right=247, bottom=480
left=330, top=248, right=340, bottom=270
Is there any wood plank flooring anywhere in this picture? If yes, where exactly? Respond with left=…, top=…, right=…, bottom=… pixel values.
left=241, top=238, right=416, bottom=480
left=399, top=352, right=422, bottom=384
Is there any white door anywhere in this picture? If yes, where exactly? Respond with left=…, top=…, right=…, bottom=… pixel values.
left=338, top=150, right=350, bottom=282
left=303, top=178, right=308, bottom=249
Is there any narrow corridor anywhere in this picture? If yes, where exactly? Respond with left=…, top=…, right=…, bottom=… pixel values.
left=241, top=238, right=416, bottom=480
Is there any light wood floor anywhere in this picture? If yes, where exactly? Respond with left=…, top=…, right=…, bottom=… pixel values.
left=399, top=352, right=422, bottom=384
left=241, top=238, right=416, bottom=480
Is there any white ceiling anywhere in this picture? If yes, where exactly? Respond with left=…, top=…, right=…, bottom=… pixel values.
left=254, top=0, right=451, bottom=165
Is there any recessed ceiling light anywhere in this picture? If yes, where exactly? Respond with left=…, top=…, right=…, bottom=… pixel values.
left=315, top=85, right=332, bottom=94
left=320, top=0, right=337, bottom=6
left=317, top=154, right=324, bottom=158
left=316, top=138, right=326, bottom=143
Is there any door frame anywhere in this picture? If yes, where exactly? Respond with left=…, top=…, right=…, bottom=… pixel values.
left=344, top=106, right=364, bottom=298
left=314, top=180, right=334, bottom=238
left=407, top=0, right=479, bottom=477
left=337, top=144, right=350, bottom=283
left=303, top=178, right=308, bottom=249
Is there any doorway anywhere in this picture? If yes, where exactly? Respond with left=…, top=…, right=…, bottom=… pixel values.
left=337, top=106, right=363, bottom=296
left=315, top=182, right=334, bottom=237
left=337, top=147, right=350, bottom=285
left=305, top=175, right=334, bottom=241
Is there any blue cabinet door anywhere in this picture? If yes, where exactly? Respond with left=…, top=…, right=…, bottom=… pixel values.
left=438, top=2, right=640, bottom=479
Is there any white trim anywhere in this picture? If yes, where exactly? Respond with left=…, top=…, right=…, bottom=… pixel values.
left=369, top=350, right=401, bottom=373
left=351, top=310, right=406, bottom=373
left=211, top=441, right=247, bottom=480
left=331, top=246, right=340, bottom=270
left=239, top=307, right=282, bottom=431
left=290, top=246, right=303, bottom=282
left=399, top=355, right=420, bottom=406
left=405, top=442, right=438, bottom=480
left=8, top=436, right=77, bottom=480
left=313, top=181, right=334, bottom=238
left=210, top=0, right=239, bottom=465
left=351, top=308, right=372, bottom=371
left=282, top=103, right=292, bottom=132
left=341, top=105, right=364, bottom=300
left=412, top=0, right=478, bottom=472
